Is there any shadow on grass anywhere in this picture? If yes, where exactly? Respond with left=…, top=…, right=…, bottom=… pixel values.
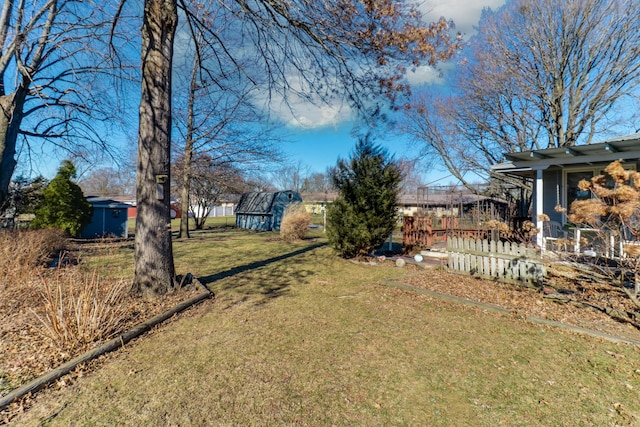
left=199, top=242, right=328, bottom=303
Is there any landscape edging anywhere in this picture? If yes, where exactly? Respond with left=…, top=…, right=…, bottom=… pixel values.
left=0, top=290, right=214, bottom=411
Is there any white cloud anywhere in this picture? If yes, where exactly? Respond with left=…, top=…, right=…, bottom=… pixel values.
left=252, top=76, right=355, bottom=130
left=405, top=64, right=445, bottom=86
left=281, top=101, right=353, bottom=130
left=265, top=1, right=507, bottom=130
left=421, top=0, right=506, bottom=38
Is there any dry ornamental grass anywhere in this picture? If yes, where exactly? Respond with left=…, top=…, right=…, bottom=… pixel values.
left=31, top=268, right=129, bottom=351
left=0, top=230, right=198, bottom=422
left=280, top=203, right=312, bottom=242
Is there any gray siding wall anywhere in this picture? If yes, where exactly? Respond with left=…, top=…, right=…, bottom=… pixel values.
left=236, top=214, right=273, bottom=231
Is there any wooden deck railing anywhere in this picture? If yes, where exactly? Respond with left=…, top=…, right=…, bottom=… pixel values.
left=403, top=216, right=489, bottom=249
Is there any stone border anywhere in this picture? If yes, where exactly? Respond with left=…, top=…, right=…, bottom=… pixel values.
left=383, top=281, right=640, bottom=347
left=0, top=290, right=214, bottom=410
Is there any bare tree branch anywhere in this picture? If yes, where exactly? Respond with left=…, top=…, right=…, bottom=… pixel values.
left=0, top=0, right=137, bottom=209
left=404, top=0, right=640, bottom=194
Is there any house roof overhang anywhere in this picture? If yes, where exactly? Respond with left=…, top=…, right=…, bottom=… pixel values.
left=492, top=134, right=640, bottom=178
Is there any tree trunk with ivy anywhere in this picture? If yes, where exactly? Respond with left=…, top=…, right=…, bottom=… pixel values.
left=131, top=0, right=177, bottom=298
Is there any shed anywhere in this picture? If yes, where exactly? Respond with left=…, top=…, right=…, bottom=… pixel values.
left=235, top=190, right=303, bottom=231
left=80, top=196, right=131, bottom=238
left=492, top=133, right=640, bottom=248
left=125, top=201, right=182, bottom=219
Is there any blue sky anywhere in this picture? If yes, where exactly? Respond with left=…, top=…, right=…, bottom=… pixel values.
left=279, top=121, right=414, bottom=173
left=277, top=0, right=507, bottom=185
left=25, top=0, right=506, bottom=186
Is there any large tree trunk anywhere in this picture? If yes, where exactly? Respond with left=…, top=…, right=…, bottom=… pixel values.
left=131, top=0, right=178, bottom=298
left=0, top=90, right=27, bottom=210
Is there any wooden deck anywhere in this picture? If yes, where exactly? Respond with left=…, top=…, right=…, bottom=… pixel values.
left=403, top=216, right=489, bottom=250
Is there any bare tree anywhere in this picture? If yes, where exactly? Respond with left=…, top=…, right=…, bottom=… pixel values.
left=404, top=0, right=640, bottom=191
left=396, top=158, right=426, bottom=195
left=0, top=0, right=132, bottom=210
left=78, top=166, right=135, bottom=197
left=242, top=173, right=277, bottom=193
left=173, top=153, right=245, bottom=230
left=171, top=9, right=283, bottom=239
left=133, top=0, right=460, bottom=296
left=270, top=160, right=311, bottom=193
left=302, top=172, right=334, bottom=194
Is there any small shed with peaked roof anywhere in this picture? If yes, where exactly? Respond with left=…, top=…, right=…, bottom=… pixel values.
left=80, top=196, right=131, bottom=238
left=235, top=190, right=302, bottom=231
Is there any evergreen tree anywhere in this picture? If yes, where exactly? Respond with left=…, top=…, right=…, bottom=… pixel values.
left=12, top=176, right=48, bottom=215
left=31, top=161, right=93, bottom=236
left=327, top=136, right=401, bottom=258
left=0, top=176, right=47, bottom=219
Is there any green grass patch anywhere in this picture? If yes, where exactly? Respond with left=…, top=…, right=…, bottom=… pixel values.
left=16, top=230, right=640, bottom=426
left=127, top=215, right=236, bottom=236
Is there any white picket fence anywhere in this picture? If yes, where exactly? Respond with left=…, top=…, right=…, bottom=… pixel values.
left=447, top=237, right=545, bottom=286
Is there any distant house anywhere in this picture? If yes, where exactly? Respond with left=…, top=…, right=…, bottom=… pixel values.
left=397, top=190, right=509, bottom=219
left=235, top=190, right=303, bottom=231
left=124, top=201, right=182, bottom=219
left=80, top=196, right=131, bottom=238
left=190, top=193, right=241, bottom=219
left=299, top=192, right=338, bottom=214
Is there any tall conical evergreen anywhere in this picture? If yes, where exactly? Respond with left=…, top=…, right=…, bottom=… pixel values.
left=327, top=136, right=401, bottom=258
left=31, top=160, right=93, bottom=236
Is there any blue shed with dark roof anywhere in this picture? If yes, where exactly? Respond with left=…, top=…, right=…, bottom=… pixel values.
left=235, top=190, right=302, bottom=231
left=80, top=196, right=131, bottom=238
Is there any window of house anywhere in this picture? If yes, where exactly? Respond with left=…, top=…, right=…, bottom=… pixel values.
left=565, top=164, right=637, bottom=212
left=566, top=170, right=594, bottom=209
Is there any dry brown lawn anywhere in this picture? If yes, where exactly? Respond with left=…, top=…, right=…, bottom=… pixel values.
left=3, top=229, right=640, bottom=425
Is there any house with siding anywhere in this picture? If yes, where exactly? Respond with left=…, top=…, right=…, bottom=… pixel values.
left=492, top=133, right=640, bottom=250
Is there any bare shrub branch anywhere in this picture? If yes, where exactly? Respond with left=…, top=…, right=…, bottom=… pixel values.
left=280, top=203, right=311, bottom=242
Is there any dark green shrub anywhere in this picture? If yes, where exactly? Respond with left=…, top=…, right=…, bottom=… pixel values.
left=327, top=136, right=401, bottom=258
left=31, top=160, right=93, bottom=236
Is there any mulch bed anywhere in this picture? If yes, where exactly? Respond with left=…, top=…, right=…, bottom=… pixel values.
left=0, top=279, right=200, bottom=422
left=400, top=263, right=640, bottom=344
